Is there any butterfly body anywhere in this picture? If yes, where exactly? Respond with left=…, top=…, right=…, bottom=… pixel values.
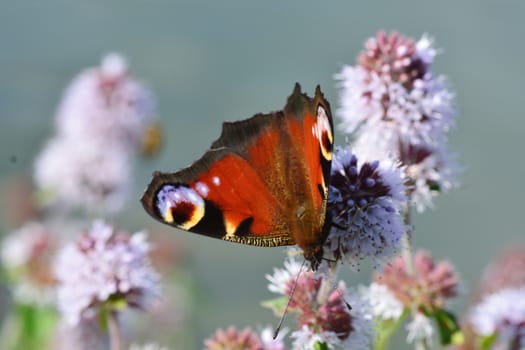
left=141, top=84, right=333, bottom=269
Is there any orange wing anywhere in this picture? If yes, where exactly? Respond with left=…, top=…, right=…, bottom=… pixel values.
left=140, top=84, right=333, bottom=252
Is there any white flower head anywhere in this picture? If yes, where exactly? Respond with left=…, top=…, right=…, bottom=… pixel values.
left=324, top=147, right=406, bottom=268
left=54, top=220, right=160, bottom=325
left=406, top=312, right=434, bottom=346
left=34, top=137, right=131, bottom=214
left=1, top=221, right=56, bottom=305
left=266, top=257, right=303, bottom=295
left=469, top=287, right=525, bottom=347
left=360, top=282, right=404, bottom=321
left=55, top=53, right=157, bottom=153
left=335, top=31, right=459, bottom=212
left=129, top=344, right=170, bottom=350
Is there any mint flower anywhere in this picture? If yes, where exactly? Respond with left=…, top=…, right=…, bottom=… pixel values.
left=335, top=31, right=459, bottom=212
left=325, top=147, right=405, bottom=267
left=469, top=287, right=525, bottom=348
left=53, top=220, right=160, bottom=325
left=266, top=258, right=372, bottom=349
left=204, top=326, right=284, bottom=350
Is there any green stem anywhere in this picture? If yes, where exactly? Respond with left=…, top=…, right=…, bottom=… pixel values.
left=401, top=202, right=414, bottom=275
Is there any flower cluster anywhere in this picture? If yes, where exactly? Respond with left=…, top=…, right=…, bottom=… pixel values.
left=469, top=287, right=525, bottom=348
left=375, top=250, right=458, bottom=311
left=34, top=53, right=159, bottom=214
left=335, top=31, right=458, bottom=211
left=373, top=250, right=459, bottom=345
left=204, top=326, right=284, bottom=350
left=325, top=147, right=405, bottom=267
left=266, top=258, right=372, bottom=349
left=53, top=220, right=160, bottom=325
left=1, top=221, right=56, bottom=304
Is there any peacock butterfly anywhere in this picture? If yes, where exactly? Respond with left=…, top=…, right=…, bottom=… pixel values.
left=141, top=84, right=334, bottom=270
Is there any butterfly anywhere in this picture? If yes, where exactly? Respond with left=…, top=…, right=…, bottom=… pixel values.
left=141, top=84, right=334, bottom=270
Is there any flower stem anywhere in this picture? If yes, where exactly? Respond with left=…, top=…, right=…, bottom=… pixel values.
left=401, top=203, right=414, bottom=275
left=107, top=310, right=121, bottom=350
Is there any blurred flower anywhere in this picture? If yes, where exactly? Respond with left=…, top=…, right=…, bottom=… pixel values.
left=469, top=287, right=525, bottom=348
left=266, top=258, right=372, bottom=349
left=406, top=312, right=434, bottom=346
left=375, top=250, right=459, bottom=311
left=325, top=147, right=405, bottom=267
left=34, top=52, right=160, bottom=214
left=204, top=325, right=284, bottom=350
left=360, top=282, right=404, bottom=321
left=55, top=53, right=158, bottom=154
left=53, top=220, right=160, bottom=326
left=476, top=245, right=525, bottom=298
left=1, top=221, right=56, bottom=304
left=335, top=31, right=459, bottom=212
left=34, top=137, right=131, bottom=214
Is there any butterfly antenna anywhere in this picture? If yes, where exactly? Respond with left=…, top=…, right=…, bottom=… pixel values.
left=273, top=259, right=306, bottom=339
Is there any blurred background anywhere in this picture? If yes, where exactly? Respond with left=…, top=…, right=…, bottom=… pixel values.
left=1, top=0, right=524, bottom=348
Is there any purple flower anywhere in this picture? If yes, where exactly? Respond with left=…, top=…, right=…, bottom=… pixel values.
left=469, top=287, right=525, bottom=349
left=53, top=220, right=160, bottom=325
left=204, top=326, right=285, bottom=350
left=324, top=147, right=405, bottom=267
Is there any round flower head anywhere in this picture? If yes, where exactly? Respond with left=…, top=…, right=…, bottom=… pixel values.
left=266, top=258, right=372, bottom=349
left=469, top=287, right=525, bottom=348
left=53, top=220, right=160, bottom=325
left=55, top=53, right=158, bottom=154
left=1, top=221, right=56, bottom=304
left=360, top=282, right=404, bottom=321
left=203, top=326, right=284, bottom=350
left=324, top=147, right=405, bottom=267
left=476, top=245, right=525, bottom=298
left=374, top=250, right=459, bottom=311
left=335, top=31, right=459, bottom=212
left=34, top=137, right=131, bottom=214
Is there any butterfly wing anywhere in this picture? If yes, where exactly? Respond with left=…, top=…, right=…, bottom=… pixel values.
left=140, top=84, right=333, bottom=252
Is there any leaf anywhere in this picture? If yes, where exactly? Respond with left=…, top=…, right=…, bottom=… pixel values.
left=373, top=308, right=408, bottom=350
left=431, top=308, right=463, bottom=345
left=313, top=341, right=329, bottom=350
left=480, top=333, right=497, bottom=350
left=261, top=296, right=289, bottom=316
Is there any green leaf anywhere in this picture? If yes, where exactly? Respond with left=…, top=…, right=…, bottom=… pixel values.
left=373, top=308, right=409, bottom=350
left=480, top=333, right=497, bottom=350
left=261, top=296, right=289, bottom=316
left=313, top=341, right=329, bottom=350
left=431, top=308, right=463, bottom=345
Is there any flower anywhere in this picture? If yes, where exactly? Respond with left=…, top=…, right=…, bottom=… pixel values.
left=469, top=287, right=525, bottom=348
left=476, top=245, right=525, bottom=298
left=34, top=53, right=160, bottom=214
left=374, top=250, right=459, bottom=311
left=406, top=312, right=435, bottom=346
left=55, top=53, right=158, bottom=154
left=53, top=220, right=160, bottom=325
left=34, top=137, right=131, bottom=213
left=335, top=31, right=459, bottom=212
left=266, top=258, right=372, bottom=349
left=1, top=221, right=56, bottom=304
left=360, top=282, right=404, bottom=321
left=204, top=326, right=267, bottom=350
left=324, top=147, right=405, bottom=267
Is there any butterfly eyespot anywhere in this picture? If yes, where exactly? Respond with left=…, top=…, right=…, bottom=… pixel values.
left=314, top=106, right=333, bottom=161
left=156, top=185, right=205, bottom=229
